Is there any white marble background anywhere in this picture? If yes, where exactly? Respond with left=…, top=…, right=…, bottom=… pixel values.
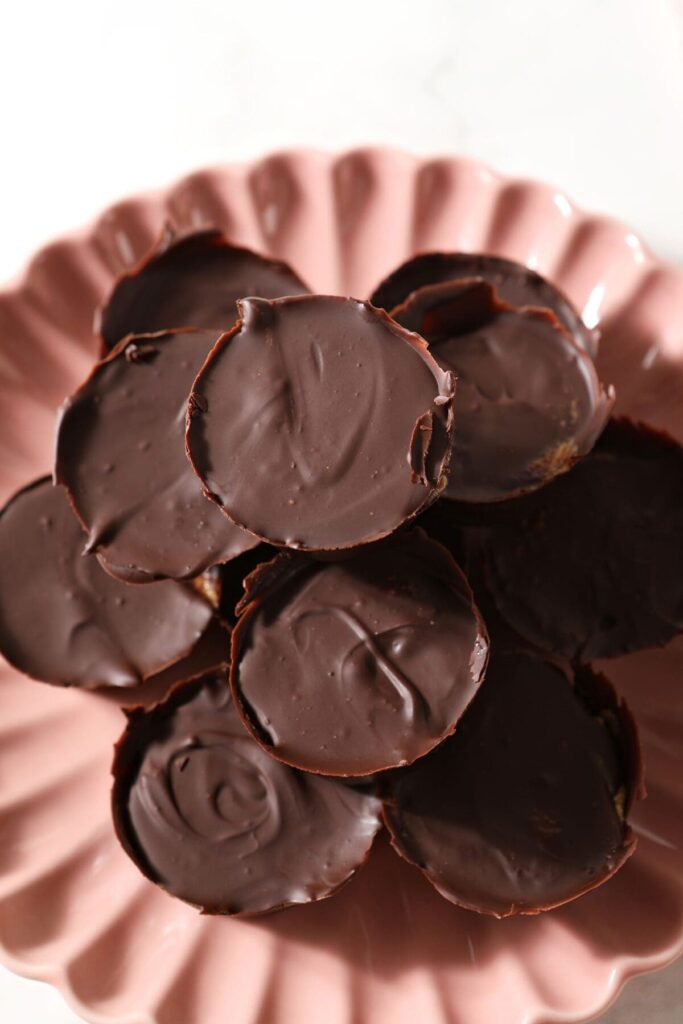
left=0, top=0, right=681, bottom=1020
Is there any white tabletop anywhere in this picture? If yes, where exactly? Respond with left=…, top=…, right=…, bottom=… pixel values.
left=0, top=0, right=682, bottom=1021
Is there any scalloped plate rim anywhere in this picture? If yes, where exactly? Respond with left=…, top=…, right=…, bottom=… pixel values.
left=3, top=146, right=681, bottom=295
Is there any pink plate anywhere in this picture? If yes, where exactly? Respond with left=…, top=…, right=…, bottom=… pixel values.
left=0, top=148, right=682, bottom=1024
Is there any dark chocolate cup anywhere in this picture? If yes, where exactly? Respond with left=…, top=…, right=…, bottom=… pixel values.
left=229, top=529, right=489, bottom=778
left=369, top=250, right=597, bottom=357
left=97, top=226, right=311, bottom=352
left=382, top=650, right=643, bottom=917
left=390, top=278, right=613, bottom=503
left=112, top=669, right=383, bottom=916
left=479, top=418, right=683, bottom=661
left=55, top=329, right=261, bottom=584
left=0, top=477, right=215, bottom=690
left=186, top=295, right=456, bottom=554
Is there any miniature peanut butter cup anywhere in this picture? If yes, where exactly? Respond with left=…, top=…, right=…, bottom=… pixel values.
left=112, top=670, right=382, bottom=915
left=481, top=418, right=683, bottom=660
left=186, top=296, right=456, bottom=552
left=55, top=329, right=259, bottom=582
left=98, top=228, right=310, bottom=351
left=370, top=251, right=596, bottom=356
left=391, top=279, right=613, bottom=502
left=230, top=530, right=489, bottom=777
left=383, top=650, right=642, bottom=917
left=0, top=479, right=214, bottom=688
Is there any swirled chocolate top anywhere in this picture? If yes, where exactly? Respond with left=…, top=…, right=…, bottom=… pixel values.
left=186, top=296, right=456, bottom=552
left=481, top=418, right=683, bottom=660
left=391, top=279, right=613, bottom=502
left=55, top=330, right=259, bottom=582
left=112, top=670, right=382, bottom=915
left=370, top=251, right=596, bottom=356
left=383, top=650, right=642, bottom=917
left=0, top=479, right=214, bottom=688
left=230, top=530, right=489, bottom=776
left=98, top=228, right=310, bottom=351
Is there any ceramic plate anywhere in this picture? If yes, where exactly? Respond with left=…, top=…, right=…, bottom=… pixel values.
left=0, top=148, right=682, bottom=1024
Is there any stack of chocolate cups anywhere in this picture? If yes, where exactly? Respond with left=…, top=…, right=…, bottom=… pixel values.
left=3, top=227, right=677, bottom=920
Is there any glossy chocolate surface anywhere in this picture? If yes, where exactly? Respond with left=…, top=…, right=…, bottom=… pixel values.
left=101, top=616, right=231, bottom=710
left=98, top=228, right=310, bottom=350
left=483, top=419, right=683, bottom=660
left=384, top=650, right=640, bottom=917
left=392, top=279, right=613, bottom=502
left=231, top=530, right=489, bottom=776
left=187, top=296, right=456, bottom=551
left=55, top=330, right=259, bottom=582
left=370, top=250, right=596, bottom=356
left=112, top=671, right=382, bottom=915
left=0, top=479, right=213, bottom=688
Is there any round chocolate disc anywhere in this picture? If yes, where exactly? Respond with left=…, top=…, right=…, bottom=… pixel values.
left=98, top=228, right=311, bottom=351
left=370, top=251, right=596, bottom=356
left=482, top=418, right=683, bottom=660
left=230, top=530, right=489, bottom=777
left=186, top=296, right=456, bottom=552
left=0, top=479, right=214, bottom=688
left=391, top=279, right=613, bottom=502
left=383, top=650, right=641, bottom=917
left=55, top=330, right=260, bottom=582
left=112, top=670, right=383, bottom=915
